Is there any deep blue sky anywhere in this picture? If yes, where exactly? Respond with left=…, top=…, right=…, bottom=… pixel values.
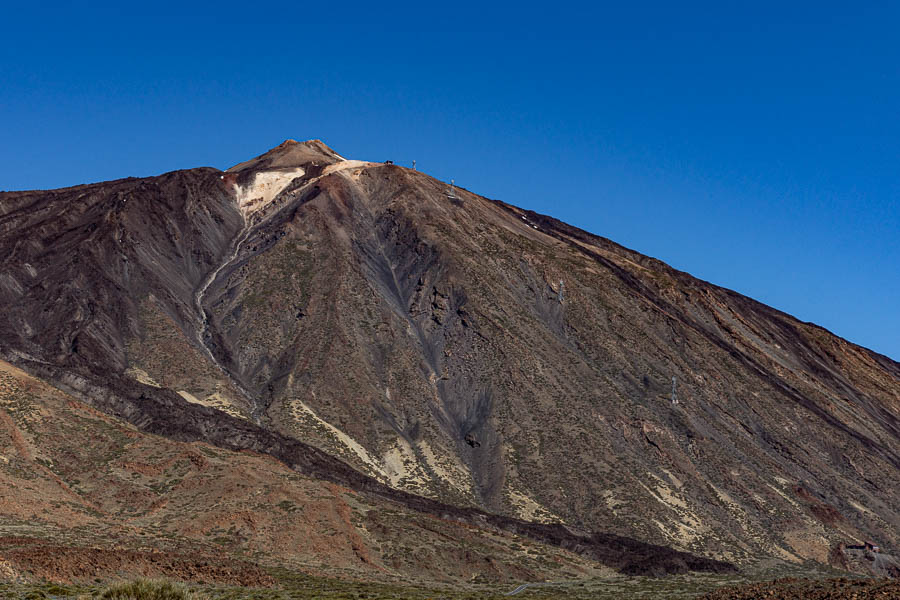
left=2, top=3, right=898, bottom=360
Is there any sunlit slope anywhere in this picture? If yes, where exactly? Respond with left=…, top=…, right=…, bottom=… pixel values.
left=0, top=140, right=896, bottom=572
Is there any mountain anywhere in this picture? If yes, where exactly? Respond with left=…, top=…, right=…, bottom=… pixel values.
left=0, top=358, right=617, bottom=584
left=0, top=140, right=897, bottom=584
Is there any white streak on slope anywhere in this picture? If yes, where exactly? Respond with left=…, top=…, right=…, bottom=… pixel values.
left=234, top=168, right=304, bottom=218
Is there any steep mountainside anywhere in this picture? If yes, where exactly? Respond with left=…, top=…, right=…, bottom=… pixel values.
left=0, top=359, right=618, bottom=584
left=0, top=140, right=897, bottom=577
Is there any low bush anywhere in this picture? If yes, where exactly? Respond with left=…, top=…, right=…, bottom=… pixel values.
left=100, top=579, right=200, bottom=600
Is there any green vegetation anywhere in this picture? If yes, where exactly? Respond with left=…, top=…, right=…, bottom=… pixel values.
left=0, top=565, right=879, bottom=600
left=0, top=580, right=199, bottom=600
left=100, top=580, right=200, bottom=600
left=275, top=500, right=298, bottom=513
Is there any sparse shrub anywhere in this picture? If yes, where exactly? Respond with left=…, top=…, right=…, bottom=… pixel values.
left=44, top=585, right=69, bottom=596
left=99, top=579, right=200, bottom=600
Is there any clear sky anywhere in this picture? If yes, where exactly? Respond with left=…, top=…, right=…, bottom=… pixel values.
left=2, top=3, right=898, bottom=360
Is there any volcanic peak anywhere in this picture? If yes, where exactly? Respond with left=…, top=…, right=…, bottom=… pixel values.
left=225, top=140, right=377, bottom=218
left=227, top=139, right=343, bottom=174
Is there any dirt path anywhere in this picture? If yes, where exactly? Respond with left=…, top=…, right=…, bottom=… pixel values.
left=505, top=582, right=566, bottom=595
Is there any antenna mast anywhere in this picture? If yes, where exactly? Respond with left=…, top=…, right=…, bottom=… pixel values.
left=671, top=376, right=678, bottom=405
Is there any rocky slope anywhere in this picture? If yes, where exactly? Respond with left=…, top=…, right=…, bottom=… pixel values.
left=0, top=140, right=897, bottom=579
left=0, top=359, right=613, bottom=584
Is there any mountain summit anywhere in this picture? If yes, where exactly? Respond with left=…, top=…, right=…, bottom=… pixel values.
left=227, top=139, right=344, bottom=174
left=0, top=142, right=897, bottom=583
left=223, top=140, right=358, bottom=219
